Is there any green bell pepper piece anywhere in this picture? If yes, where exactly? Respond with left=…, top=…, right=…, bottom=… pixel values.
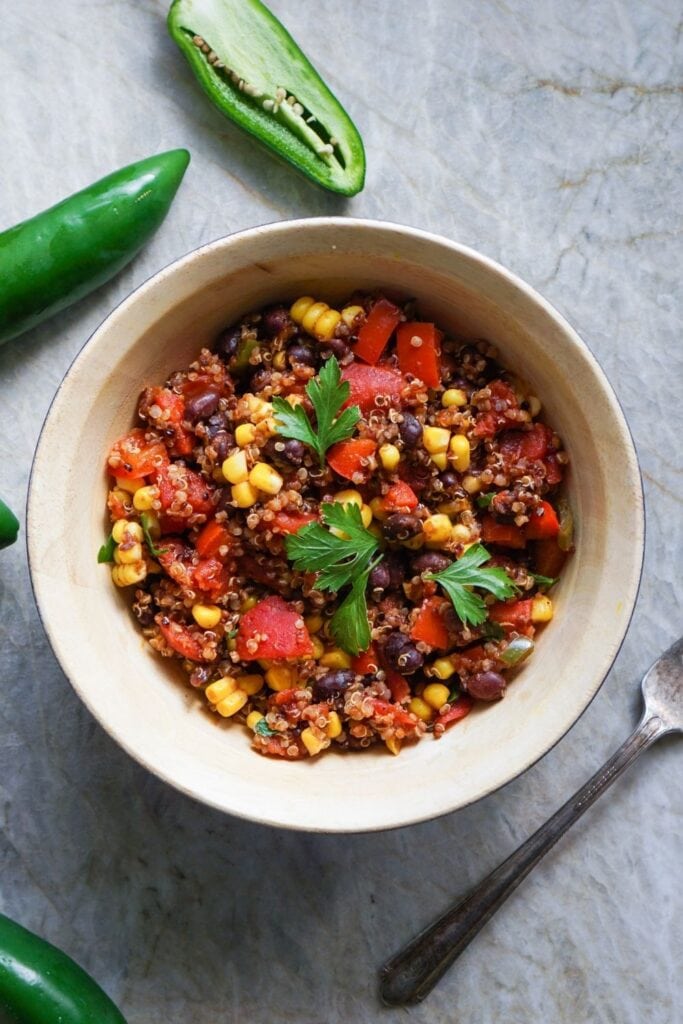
left=168, top=0, right=365, bottom=195
left=0, top=149, right=190, bottom=346
left=0, top=912, right=127, bottom=1023
left=0, top=498, right=19, bottom=550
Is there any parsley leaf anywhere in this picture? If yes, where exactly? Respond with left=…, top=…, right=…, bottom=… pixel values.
left=284, top=502, right=380, bottom=655
left=425, top=543, right=518, bottom=627
left=97, top=533, right=116, bottom=563
left=532, top=572, right=557, bottom=588
left=140, top=512, right=167, bottom=559
left=254, top=718, right=276, bottom=737
left=272, top=356, right=360, bottom=466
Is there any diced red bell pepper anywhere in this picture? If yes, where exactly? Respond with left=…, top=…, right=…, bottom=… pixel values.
left=500, top=422, right=552, bottom=461
left=341, top=364, right=405, bottom=415
left=532, top=538, right=567, bottom=579
left=472, top=382, right=520, bottom=438
left=158, top=620, right=209, bottom=662
left=272, top=688, right=300, bottom=707
left=272, top=510, right=318, bottom=535
left=236, top=595, right=313, bottom=661
left=154, top=461, right=215, bottom=519
left=140, top=386, right=194, bottom=457
left=195, top=519, right=232, bottom=558
left=370, top=699, right=420, bottom=732
left=327, top=438, right=377, bottom=481
left=107, top=428, right=168, bottom=481
left=353, top=298, right=402, bottom=364
left=386, top=670, right=411, bottom=703
left=352, top=645, right=380, bottom=676
left=435, top=695, right=474, bottom=729
left=383, top=481, right=418, bottom=512
left=525, top=501, right=560, bottom=540
left=396, top=322, right=442, bottom=388
left=543, top=453, right=564, bottom=485
left=193, top=558, right=230, bottom=600
left=410, top=597, right=451, bottom=650
left=481, top=515, right=527, bottom=549
left=488, top=598, right=533, bottom=629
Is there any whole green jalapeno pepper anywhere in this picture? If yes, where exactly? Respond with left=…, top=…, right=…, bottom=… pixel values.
left=0, top=911, right=127, bottom=1023
left=0, top=498, right=19, bottom=550
left=0, top=149, right=190, bottom=346
left=168, top=0, right=365, bottom=196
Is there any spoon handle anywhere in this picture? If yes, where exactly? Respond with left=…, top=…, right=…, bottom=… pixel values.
left=380, top=713, right=667, bottom=1006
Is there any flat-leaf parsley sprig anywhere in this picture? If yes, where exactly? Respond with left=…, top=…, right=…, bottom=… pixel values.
left=425, top=543, right=518, bottom=627
left=284, top=501, right=381, bottom=655
left=272, top=355, right=360, bottom=467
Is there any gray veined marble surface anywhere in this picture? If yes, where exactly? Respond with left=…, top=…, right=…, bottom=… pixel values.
left=0, top=1, right=681, bottom=1021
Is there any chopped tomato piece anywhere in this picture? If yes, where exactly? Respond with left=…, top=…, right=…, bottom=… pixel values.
left=195, top=519, right=232, bottom=558
left=238, top=554, right=292, bottom=593
left=386, top=670, right=411, bottom=703
left=272, top=688, right=300, bottom=707
left=236, top=595, right=313, bottom=661
left=525, top=501, right=560, bottom=540
left=383, top=481, right=418, bottom=512
left=396, top=322, right=442, bottom=388
left=158, top=620, right=209, bottom=661
left=370, top=699, right=420, bottom=731
left=543, top=453, right=564, bottom=485
left=500, top=423, right=552, bottom=461
left=481, top=515, right=526, bottom=549
left=436, top=695, right=474, bottom=729
left=107, top=428, right=168, bottom=481
left=410, top=597, right=451, bottom=650
left=327, top=438, right=377, bottom=481
left=472, top=382, right=520, bottom=438
left=140, top=386, right=194, bottom=457
left=532, top=538, right=567, bottom=579
left=272, top=510, right=318, bottom=535
left=341, top=363, right=405, bottom=415
left=352, top=645, right=380, bottom=676
left=353, top=298, right=402, bottom=364
left=193, top=558, right=230, bottom=600
left=488, top=598, right=533, bottom=629
left=154, top=461, right=215, bottom=518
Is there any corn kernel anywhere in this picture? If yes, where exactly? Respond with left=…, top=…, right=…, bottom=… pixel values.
left=216, top=689, right=248, bottom=718
left=360, top=504, right=373, bottom=528
left=431, top=452, right=448, bottom=471
left=531, top=595, right=554, bottom=622
left=111, top=562, right=147, bottom=587
left=334, top=489, right=363, bottom=508
left=403, top=534, right=425, bottom=550
left=245, top=395, right=273, bottom=421
left=341, top=304, right=364, bottom=328
left=442, top=388, right=468, bottom=408
left=302, top=301, right=330, bottom=334
left=222, top=450, right=249, bottom=484
left=304, top=613, right=324, bottom=633
left=461, top=474, right=482, bottom=495
left=114, top=542, right=143, bottom=565
left=430, top=657, right=457, bottom=680
left=290, top=296, right=315, bottom=323
left=231, top=481, right=260, bottom=508
left=235, top=423, right=257, bottom=447
left=310, top=636, right=326, bottom=659
left=320, top=649, right=352, bottom=670
left=247, top=711, right=264, bottom=730
left=379, top=443, right=400, bottom=472
left=369, top=496, right=387, bottom=521
left=249, top=462, right=284, bottom=495
left=240, top=595, right=258, bottom=613
left=409, top=696, right=434, bottom=723
left=206, top=677, right=237, bottom=703
left=423, top=514, right=452, bottom=547
left=133, top=485, right=158, bottom=511
left=528, top=395, right=542, bottom=417
left=301, top=727, right=326, bottom=756
left=451, top=523, right=471, bottom=544
left=265, top=665, right=297, bottom=691
left=326, top=711, right=343, bottom=738
left=314, top=308, right=342, bottom=340
left=273, top=350, right=287, bottom=370
left=114, top=476, right=145, bottom=494
left=238, top=674, right=265, bottom=696
left=110, top=488, right=132, bottom=511
left=449, top=434, right=471, bottom=472
left=423, top=683, right=451, bottom=710
left=437, top=500, right=461, bottom=517
left=423, top=425, right=451, bottom=454
left=112, top=519, right=135, bottom=543
left=192, top=603, right=222, bottom=629
left=285, top=393, right=305, bottom=407
left=261, top=417, right=278, bottom=437
left=385, top=735, right=402, bottom=756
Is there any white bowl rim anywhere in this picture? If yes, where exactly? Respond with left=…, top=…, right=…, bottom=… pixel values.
left=26, top=216, right=645, bottom=832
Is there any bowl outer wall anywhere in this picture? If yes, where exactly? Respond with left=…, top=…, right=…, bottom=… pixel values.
left=27, top=218, right=644, bottom=833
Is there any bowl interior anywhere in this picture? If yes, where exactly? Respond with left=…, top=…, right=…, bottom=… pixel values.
left=28, top=220, right=643, bottom=832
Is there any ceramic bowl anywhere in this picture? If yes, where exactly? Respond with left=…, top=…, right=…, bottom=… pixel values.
left=28, top=218, right=643, bottom=832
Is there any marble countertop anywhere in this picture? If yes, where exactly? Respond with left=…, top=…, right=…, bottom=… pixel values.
left=1, top=1, right=681, bottom=1021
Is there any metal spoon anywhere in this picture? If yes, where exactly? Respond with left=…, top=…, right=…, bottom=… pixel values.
left=380, top=636, right=683, bottom=1006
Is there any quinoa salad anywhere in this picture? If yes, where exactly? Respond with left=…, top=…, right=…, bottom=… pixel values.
left=102, top=292, right=573, bottom=760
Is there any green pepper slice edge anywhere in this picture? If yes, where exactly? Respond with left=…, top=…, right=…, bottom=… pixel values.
left=0, top=498, right=19, bottom=550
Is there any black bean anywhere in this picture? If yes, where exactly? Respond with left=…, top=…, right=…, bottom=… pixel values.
left=369, top=562, right=391, bottom=591
left=215, top=325, right=241, bottom=361
left=205, top=411, right=229, bottom=434
left=287, top=341, right=318, bottom=368
left=399, top=412, right=422, bottom=447
left=185, top=388, right=220, bottom=423
left=211, top=430, right=232, bottom=463
left=312, top=669, right=355, bottom=702
left=382, top=632, right=424, bottom=675
left=263, top=436, right=306, bottom=467
left=262, top=305, right=293, bottom=337
left=439, top=471, right=460, bottom=492
left=467, top=670, right=506, bottom=701
left=383, top=513, right=422, bottom=541
left=412, top=551, right=452, bottom=575
left=327, top=337, right=350, bottom=360
left=249, top=367, right=271, bottom=392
